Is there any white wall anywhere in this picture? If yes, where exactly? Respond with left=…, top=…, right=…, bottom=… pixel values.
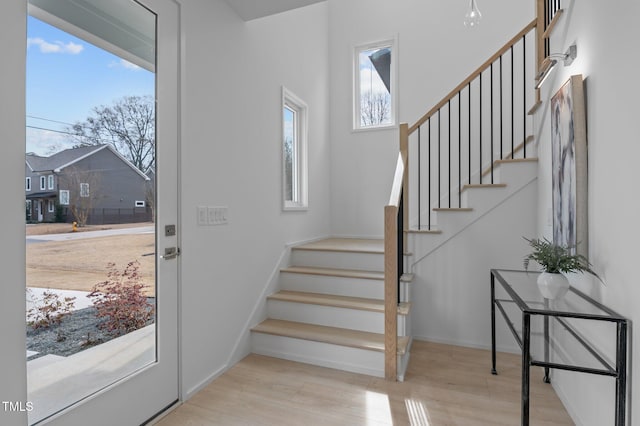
left=178, top=0, right=331, bottom=397
left=533, top=1, right=640, bottom=424
left=411, top=180, right=538, bottom=351
left=1, top=1, right=330, bottom=423
left=328, top=0, right=532, bottom=237
left=0, top=2, right=28, bottom=425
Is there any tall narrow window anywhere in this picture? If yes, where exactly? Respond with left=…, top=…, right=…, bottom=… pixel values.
left=26, top=177, right=31, bottom=191
left=59, top=190, right=69, bottom=205
left=353, top=38, right=397, bottom=130
left=282, top=87, right=308, bottom=210
left=40, top=175, right=46, bottom=190
left=80, top=182, right=90, bottom=197
left=47, top=174, right=54, bottom=189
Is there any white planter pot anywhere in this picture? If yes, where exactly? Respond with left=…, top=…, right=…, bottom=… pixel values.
left=537, top=272, right=570, bottom=299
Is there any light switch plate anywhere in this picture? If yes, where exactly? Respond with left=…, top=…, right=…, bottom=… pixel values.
left=197, top=206, right=207, bottom=226
left=207, top=206, right=228, bottom=225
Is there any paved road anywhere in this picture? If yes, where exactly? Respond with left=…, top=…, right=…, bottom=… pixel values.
left=26, top=226, right=154, bottom=244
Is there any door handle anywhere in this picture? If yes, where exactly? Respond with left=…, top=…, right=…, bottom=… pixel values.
left=161, top=247, right=180, bottom=260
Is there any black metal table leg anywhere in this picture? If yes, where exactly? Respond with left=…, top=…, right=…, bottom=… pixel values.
left=543, top=302, right=550, bottom=384
left=491, top=272, right=497, bottom=375
left=615, top=322, right=627, bottom=426
left=521, top=313, right=531, bottom=426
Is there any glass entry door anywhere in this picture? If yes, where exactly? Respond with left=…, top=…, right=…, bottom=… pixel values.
left=25, top=0, right=179, bottom=424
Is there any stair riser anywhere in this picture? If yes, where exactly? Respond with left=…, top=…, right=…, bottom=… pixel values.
left=461, top=187, right=507, bottom=210
left=251, top=333, right=385, bottom=377
left=280, top=272, right=385, bottom=299
left=267, top=300, right=409, bottom=335
left=291, top=250, right=383, bottom=272
left=493, top=161, right=537, bottom=187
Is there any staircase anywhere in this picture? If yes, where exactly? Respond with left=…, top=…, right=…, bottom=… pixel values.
left=251, top=238, right=413, bottom=380
left=253, top=2, right=563, bottom=382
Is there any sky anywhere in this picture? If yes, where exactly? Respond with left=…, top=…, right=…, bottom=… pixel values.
left=26, top=15, right=155, bottom=156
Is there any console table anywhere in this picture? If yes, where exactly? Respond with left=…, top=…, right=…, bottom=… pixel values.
left=490, top=269, right=628, bottom=426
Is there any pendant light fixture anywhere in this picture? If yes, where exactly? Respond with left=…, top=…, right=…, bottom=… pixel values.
left=464, top=0, right=482, bottom=27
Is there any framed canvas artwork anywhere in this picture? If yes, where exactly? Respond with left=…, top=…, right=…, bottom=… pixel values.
left=550, top=74, right=588, bottom=257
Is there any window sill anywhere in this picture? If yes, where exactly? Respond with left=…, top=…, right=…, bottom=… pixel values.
left=283, top=204, right=308, bottom=212
left=352, top=123, right=398, bottom=134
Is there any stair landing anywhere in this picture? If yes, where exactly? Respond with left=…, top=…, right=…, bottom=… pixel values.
left=294, top=238, right=383, bottom=253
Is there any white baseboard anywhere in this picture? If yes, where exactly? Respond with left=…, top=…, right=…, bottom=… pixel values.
left=185, top=363, right=229, bottom=400
left=412, top=334, right=520, bottom=355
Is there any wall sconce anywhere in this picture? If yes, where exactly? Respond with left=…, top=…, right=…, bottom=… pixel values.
left=535, top=44, right=577, bottom=89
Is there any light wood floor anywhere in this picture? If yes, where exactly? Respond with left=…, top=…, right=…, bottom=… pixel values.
left=156, top=340, right=573, bottom=425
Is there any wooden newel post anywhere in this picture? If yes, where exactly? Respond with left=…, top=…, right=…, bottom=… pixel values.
left=384, top=204, right=398, bottom=380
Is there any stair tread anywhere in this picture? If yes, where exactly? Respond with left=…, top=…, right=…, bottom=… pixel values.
left=268, top=290, right=410, bottom=315
left=281, top=265, right=384, bottom=280
left=400, top=273, right=414, bottom=283
left=293, top=238, right=384, bottom=254
left=252, top=319, right=410, bottom=355
left=433, top=207, right=473, bottom=212
left=495, top=157, right=538, bottom=164
left=407, top=229, right=442, bottom=234
left=462, top=183, right=507, bottom=190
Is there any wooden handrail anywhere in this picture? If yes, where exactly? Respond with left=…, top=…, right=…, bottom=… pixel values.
left=408, top=19, right=537, bottom=134
left=542, top=9, right=563, bottom=39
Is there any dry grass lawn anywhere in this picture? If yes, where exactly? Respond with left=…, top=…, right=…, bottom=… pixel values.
left=26, top=223, right=155, bottom=296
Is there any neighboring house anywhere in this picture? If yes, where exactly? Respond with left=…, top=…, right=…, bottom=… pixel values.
left=25, top=144, right=151, bottom=224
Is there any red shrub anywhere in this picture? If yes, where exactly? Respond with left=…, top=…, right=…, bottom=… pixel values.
left=88, top=261, right=154, bottom=336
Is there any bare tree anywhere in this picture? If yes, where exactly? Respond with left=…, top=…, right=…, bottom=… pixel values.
left=360, top=91, right=391, bottom=126
left=60, top=167, right=103, bottom=227
left=145, top=177, right=156, bottom=223
left=69, top=95, right=155, bottom=172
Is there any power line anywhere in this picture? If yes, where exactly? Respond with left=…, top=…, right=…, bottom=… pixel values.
left=26, top=125, right=77, bottom=137
left=26, top=125, right=114, bottom=144
left=26, top=115, right=76, bottom=127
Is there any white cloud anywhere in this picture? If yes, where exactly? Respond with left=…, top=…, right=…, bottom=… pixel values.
left=109, top=59, right=142, bottom=71
left=26, top=128, right=75, bottom=156
left=27, top=37, right=84, bottom=55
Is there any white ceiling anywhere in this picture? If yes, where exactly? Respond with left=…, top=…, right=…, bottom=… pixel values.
left=221, top=0, right=326, bottom=21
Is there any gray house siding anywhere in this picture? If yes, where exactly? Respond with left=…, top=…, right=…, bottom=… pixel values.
left=26, top=145, right=152, bottom=224
left=25, top=161, right=58, bottom=223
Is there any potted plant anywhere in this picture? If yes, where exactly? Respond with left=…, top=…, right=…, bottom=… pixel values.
left=523, top=237, right=601, bottom=299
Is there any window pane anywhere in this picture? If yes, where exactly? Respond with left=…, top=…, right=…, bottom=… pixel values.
left=283, top=106, right=295, bottom=202
left=80, top=182, right=89, bottom=197
left=358, top=46, right=392, bottom=128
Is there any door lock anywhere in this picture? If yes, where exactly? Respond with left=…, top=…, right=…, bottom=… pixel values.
left=161, top=247, right=180, bottom=260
